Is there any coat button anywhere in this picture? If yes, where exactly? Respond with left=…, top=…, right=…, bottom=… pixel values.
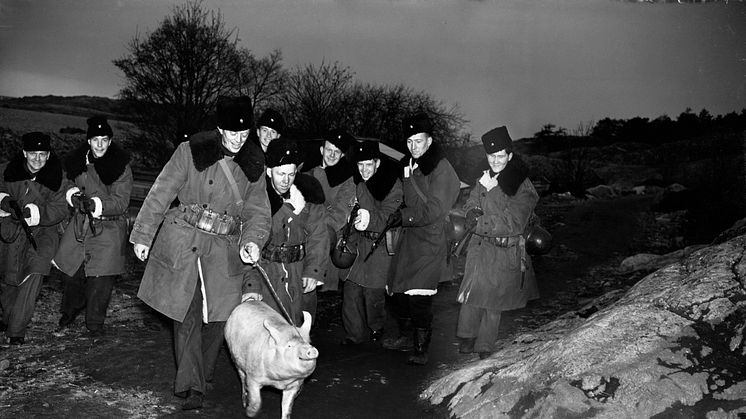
left=191, top=247, right=197, bottom=252
left=208, top=179, right=213, bottom=185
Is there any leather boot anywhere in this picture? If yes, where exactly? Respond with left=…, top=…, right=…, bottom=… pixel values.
left=382, top=318, right=413, bottom=351
left=407, top=328, right=432, bottom=365
left=458, top=337, right=476, bottom=354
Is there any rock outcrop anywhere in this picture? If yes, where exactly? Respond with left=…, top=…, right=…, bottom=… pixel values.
left=422, top=235, right=746, bottom=418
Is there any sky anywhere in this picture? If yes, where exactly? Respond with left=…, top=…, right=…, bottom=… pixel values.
left=0, top=0, right=744, bottom=140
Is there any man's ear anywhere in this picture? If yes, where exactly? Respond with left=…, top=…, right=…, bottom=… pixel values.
left=374, top=159, right=381, bottom=171
left=266, top=167, right=272, bottom=177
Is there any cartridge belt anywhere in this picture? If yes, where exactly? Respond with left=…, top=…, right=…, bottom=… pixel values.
left=475, top=234, right=521, bottom=248
left=358, top=231, right=381, bottom=241
left=178, top=203, right=241, bottom=236
left=262, top=243, right=306, bottom=263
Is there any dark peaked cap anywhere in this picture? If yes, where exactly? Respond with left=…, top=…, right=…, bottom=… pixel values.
left=401, top=112, right=433, bottom=138
left=324, top=129, right=355, bottom=152
left=87, top=116, right=113, bottom=139
left=353, top=140, right=380, bottom=162
left=257, top=108, right=285, bottom=134
left=265, top=138, right=303, bottom=168
left=481, top=126, right=513, bottom=154
left=216, top=96, right=253, bottom=131
left=22, top=132, right=51, bottom=151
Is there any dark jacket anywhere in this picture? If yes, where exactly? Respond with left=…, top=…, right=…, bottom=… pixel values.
left=54, top=142, right=133, bottom=277
left=389, top=143, right=460, bottom=293
left=131, top=131, right=271, bottom=322
left=0, top=154, right=67, bottom=285
left=346, top=159, right=403, bottom=289
left=457, top=155, right=540, bottom=310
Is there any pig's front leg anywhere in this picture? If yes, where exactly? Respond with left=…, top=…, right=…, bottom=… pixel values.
left=280, top=381, right=303, bottom=419
left=245, top=380, right=263, bottom=417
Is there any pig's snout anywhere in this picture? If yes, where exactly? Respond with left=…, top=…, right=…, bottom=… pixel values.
left=300, top=346, right=319, bottom=360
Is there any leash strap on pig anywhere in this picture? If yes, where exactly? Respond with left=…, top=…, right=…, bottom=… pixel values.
left=253, top=262, right=297, bottom=328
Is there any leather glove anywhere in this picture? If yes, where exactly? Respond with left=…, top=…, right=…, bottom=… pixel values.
left=354, top=208, right=370, bottom=231
left=387, top=209, right=402, bottom=228
left=133, top=243, right=150, bottom=262
left=241, top=242, right=261, bottom=265
left=478, top=171, right=498, bottom=192
left=465, top=208, right=484, bottom=230
left=302, top=277, right=318, bottom=293
left=286, top=184, right=306, bottom=215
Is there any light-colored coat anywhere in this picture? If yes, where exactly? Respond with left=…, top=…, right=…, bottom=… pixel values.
left=131, top=132, right=270, bottom=322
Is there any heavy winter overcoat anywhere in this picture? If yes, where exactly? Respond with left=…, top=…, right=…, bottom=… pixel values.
left=389, top=143, right=460, bottom=293
left=309, top=162, right=356, bottom=288
left=131, top=131, right=270, bottom=322
left=243, top=173, right=328, bottom=325
left=0, top=154, right=67, bottom=285
left=457, top=155, right=540, bottom=311
left=54, top=142, right=133, bottom=277
left=346, top=160, right=403, bottom=289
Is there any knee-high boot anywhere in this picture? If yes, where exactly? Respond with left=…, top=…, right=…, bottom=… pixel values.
left=407, top=328, right=432, bottom=365
left=382, top=317, right=414, bottom=351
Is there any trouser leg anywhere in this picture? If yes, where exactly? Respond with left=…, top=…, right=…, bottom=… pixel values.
left=474, top=309, right=502, bottom=353
left=407, top=295, right=433, bottom=330
left=0, top=282, right=18, bottom=328
left=300, top=289, right=317, bottom=325
left=456, top=304, right=481, bottom=339
left=4, top=274, right=44, bottom=338
left=342, top=280, right=366, bottom=342
left=174, top=281, right=206, bottom=395
left=202, top=320, right=226, bottom=383
left=382, top=293, right=413, bottom=351
left=85, top=275, right=116, bottom=331
left=61, top=266, right=87, bottom=321
left=363, top=286, right=386, bottom=334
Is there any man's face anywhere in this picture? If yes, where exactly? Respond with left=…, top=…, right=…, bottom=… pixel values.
left=487, top=149, right=513, bottom=174
left=357, top=159, right=380, bottom=181
left=267, top=164, right=297, bottom=195
left=257, top=126, right=280, bottom=151
left=406, top=133, right=432, bottom=160
left=219, top=128, right=250, bottom=153
left=320, top=141, right=344, bottom=168
left=88, top=136, right=112, bottom=158
left=23, top=150, right=50, bottom=174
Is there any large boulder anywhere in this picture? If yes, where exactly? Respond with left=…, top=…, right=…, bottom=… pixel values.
left=422, top=235, right=746, bottom=418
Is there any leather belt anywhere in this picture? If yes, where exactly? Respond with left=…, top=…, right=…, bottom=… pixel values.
left=475, top=234, right=521, bottom=248
left=98, top=214, right=125, bottom=221
left=358, top=231, right=381, bottom=241
left=178, top=203, right=241, bottom=236
left=262, top=243, right=306, bottom=263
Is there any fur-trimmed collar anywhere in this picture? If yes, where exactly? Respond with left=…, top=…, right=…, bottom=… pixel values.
left=399, top=142, right=445, bottom=176
left=4, top=153, right=63, bottom=192
left=323, top=160, right=354, bottom=188
left=64, top=142, right=130, bottom=185
left=496, top=154, right=529, bottom=197
left=266, top=172, right=326, bottom=215
left=189, top=130, right=265, bottom=182
left=353, top=159, right=400, bottom=202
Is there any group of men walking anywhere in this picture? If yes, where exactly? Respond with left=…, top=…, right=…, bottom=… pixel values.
left=0, top=95, right=540, bottom=411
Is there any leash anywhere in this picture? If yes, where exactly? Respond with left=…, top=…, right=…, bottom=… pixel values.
left=253, top=262, right=297, bottom=328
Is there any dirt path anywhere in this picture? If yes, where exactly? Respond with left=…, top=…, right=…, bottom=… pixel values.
left=0, top=195, right=655, bottom=419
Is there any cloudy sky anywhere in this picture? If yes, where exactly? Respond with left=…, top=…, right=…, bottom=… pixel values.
left=0, top=0, right=744, bottom=139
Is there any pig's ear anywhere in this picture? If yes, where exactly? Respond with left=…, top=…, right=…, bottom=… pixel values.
left=263, top=319, right=284, bottom=344
left=299, top=311, right=312, bottom=340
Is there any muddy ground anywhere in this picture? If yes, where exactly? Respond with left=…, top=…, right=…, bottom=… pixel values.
left=0, top=194, right=665, bottom=418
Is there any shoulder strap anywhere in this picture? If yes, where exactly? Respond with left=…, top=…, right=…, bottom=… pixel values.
left=218, top=159, right=244, bottom=206
left=410, top=177, right=428, bottom=204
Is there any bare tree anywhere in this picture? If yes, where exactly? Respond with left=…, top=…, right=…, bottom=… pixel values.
left=235, top=49, right=288, bottom=113
left=114, top=0, right=284, bottom=148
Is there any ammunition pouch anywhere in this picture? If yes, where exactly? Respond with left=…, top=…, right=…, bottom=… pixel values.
left=178, top=203, right=241, bottom=236
left=475, top=234, right=521, bottom=248
left=359, top=230, right=381, bottom=241
left=262, top=243, right=306, bottom=263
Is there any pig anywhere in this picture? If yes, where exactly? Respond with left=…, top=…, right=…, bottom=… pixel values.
left=224, top=300, right=319, bottom=419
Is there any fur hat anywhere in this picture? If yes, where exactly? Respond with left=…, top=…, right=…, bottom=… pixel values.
left=256, top=108, right=285, bottom=134
left=352, top=140, right=380, bottom=162
left=87, top=116, right=113, bottom=139
left=402, top=112, right=433, bottom=138
left=216, top=96, right=253, bottom=131
left=481, top=126, right=513, bottom=154
left=22, top=132, right=51, bottom=151
left=265, top=138, right=303, bottom=168
left=323, top=129, right=355, bottom=152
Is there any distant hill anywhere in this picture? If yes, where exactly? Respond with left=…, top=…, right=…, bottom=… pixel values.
left=0, top=95, right=137, bottom=122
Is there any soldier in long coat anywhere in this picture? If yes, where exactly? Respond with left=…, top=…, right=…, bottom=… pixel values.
left=0, top=133, right=67, bottom=345
left=242, top=138, right=328, bottom=326
left=306, top=129, right=356, bottom=315
left=129, top=97, right=270, bottom=410
left=457, top=126, right=539, bottom=359
left=54, top=117, right=133, bottom=336
left=384, top=113, right=460, bottom=365
left=341, top=140, right=402, bottom=345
